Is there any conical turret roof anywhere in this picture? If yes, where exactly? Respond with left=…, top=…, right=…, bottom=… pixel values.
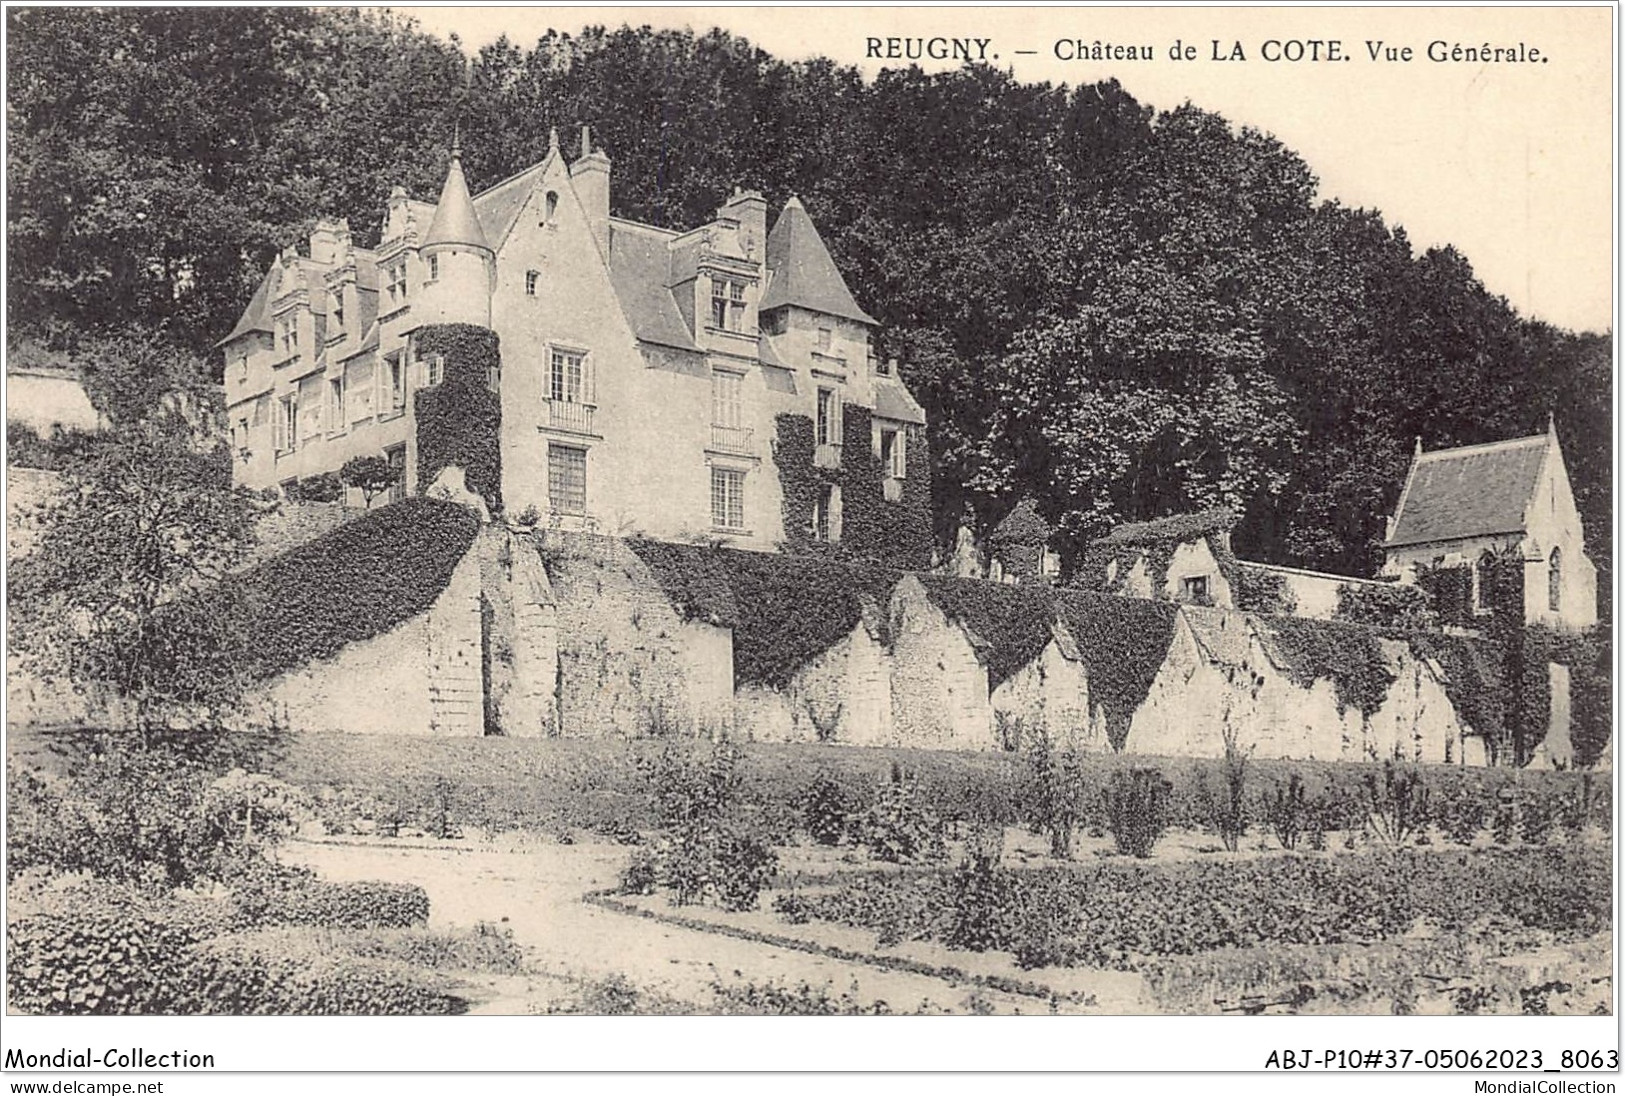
left=760, top=196, right=876, bottom=325
left=423, top=144, right=492, bottom=253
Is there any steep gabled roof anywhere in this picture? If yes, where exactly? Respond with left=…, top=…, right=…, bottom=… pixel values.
left=471, top=159, right=551, bottom=250
left=217, top=267, right=276, bottom=347
left=607, top=221, right=700, bottom=352
left=874, top=374, right=926, bottom=425
left=759, top=197, right=876, bottom=325
left=1386, top=434, right=1550, bottom=548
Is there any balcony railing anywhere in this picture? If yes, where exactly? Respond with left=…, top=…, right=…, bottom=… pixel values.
left=544, top=399, right=595, bottom=435
left=814, top=442, right=842, bottom=469
left=710, top=424, right=755, bottom=456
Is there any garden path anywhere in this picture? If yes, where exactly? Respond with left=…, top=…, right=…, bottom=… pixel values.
left=282, top=837, right=1052, bottom=1014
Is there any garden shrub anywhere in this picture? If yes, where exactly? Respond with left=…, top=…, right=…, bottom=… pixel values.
left=340, top=922, right=524, bottom=975
left=1206, top=729, right=1249, bottom=852
left=232, top=873, right=430, bottom=931
left=286, top=472, right=343, bottom=503
left=1362, top=761, right=1430, bottom=846
left=185, top=933, right=465, bottom=1015
left=850, top=764, right=946, bottom=864
left=1266, top=774, right=1308, bottom=850
left=801, top=776, right=858, bottom=847
left=1105, top=768, right=1172, bottom=858
left=1024, top=732, right=1085, bottom=859
left=8, top=905, right=207, bottom=1014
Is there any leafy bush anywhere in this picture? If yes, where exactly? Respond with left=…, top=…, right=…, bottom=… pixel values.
left=232, top=872, right=430, bottom=930
left=184, top=933, right=466, bottom=1015
left=1267, top=774, right=1308, bottom=851
left=622, top=741, right=779, bottom=910
left=1206, top=728, right=1250, bottom=852
left=850, top=764, right=946, bottom=864
left=340, top=922, right=525, bottom=975
left=338, top=454, right=400, bottom=506
left=286, top=472, right=344, bottom=503
left=1362, top=761, right=1430, bottom=846
left=801, top=776, right=858, bottom=846
left=8, top=904, right=208, bottom=1014
left=1105, top=768, right=1171, bottom=858
left=1024, top=732, right=1085, bottom=858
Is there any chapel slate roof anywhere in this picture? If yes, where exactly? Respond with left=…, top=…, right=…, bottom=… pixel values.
left=760, top=197, right=877, bottom=325
left=1385, top=434, right=1550, bottom=548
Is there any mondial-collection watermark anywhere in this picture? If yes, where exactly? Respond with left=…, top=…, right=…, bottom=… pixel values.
left=5, top=1049, right=216, bottom=1070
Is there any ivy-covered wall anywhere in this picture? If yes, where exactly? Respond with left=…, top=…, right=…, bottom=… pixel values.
left=772, top=406, right=932, bottom=570
left=628, top=537, right=901, bottom=691
left=414, top=324, right=501, bottom=515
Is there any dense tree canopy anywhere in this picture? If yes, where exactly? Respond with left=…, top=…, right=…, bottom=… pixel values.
left=6, top=10, right=1609, bottom=584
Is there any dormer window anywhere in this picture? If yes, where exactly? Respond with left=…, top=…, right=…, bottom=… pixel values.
left=330, top=289, right=345, bottom=329
left=711, top=277, right=746, bottom=332
left=278, top=315, right=299, bottom=355
left=1180, top=575, right=1211, bottom=604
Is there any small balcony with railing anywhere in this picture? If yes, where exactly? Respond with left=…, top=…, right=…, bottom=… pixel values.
left=814, top=442, right=842, bottom=469
left=543, top=398, right=595, bottom=436
left=709, top=423, right=755, bottom=457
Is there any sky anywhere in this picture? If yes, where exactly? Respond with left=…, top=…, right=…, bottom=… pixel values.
left=404, top=5, right=1614, bottom=335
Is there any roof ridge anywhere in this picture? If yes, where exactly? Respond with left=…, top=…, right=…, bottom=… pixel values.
left=1417, top=434, right=1548, bottom=461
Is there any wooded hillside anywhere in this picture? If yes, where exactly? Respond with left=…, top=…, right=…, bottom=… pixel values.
left=7, top=9, right=1609, bottom=584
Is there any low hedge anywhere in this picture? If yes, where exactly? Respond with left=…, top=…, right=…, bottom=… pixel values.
left=233, top=873, right=430, bottom=931
left=7, top=906, right=208, bottom=1014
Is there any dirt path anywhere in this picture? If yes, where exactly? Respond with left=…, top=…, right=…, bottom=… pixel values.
left=282, top=837, right=1060, bottom=1014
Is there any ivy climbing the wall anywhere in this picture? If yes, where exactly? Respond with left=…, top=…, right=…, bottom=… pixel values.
left=772, top=407, right=932, bottom=570
left=414, top=324, right=502, bottom=515
left=628, top=537, right=901, bottom=690
left=193, top=497, right=481, bottom=683
left=1078, top=508, right=1240, bottom=600
left=1257, top=615, right=1395, bottom=718
left=1054, top=590, right=1180, bottom=749
left=914, top=575, right=1059, bottom=688
left=1231, top=564, right=1297, bottom=615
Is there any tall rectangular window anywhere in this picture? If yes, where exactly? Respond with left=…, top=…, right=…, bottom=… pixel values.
left=813, top=484, right=839, bottom=541
left=385, top=261, right=408, bottom=304
left=278, top=316, right=299, bottom=355
left=425, top=354, right=445, bottom=387
left=277, top=394, right=298, bottom=451
left=880, top=428, right=905, bottom=478
left=816, top=326, right=832, bottom=352
left=711, top=468, right=745, bottom=530
left=330, top=289, right=345, bottom=329
left=328, top=376, right=345, bottom=431
left=382, top=352, right=407, bottom=414
left=550, top=349, right=586, bottom=403
left=385, top=444, right=406, bottom=503
left=816, top=387, right=840, bottom=446
left=426, top=254, right=439, bottom=282
left=525, top=270, right=539, bottom=296
left=712, top=370, right=743, bottom=428
left=710, top=277, right=746, bottom=331
left=548, top=444, right=587, bottom=515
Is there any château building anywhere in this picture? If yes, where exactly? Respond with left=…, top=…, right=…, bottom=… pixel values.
left=218, top=128, right=928, bottom=552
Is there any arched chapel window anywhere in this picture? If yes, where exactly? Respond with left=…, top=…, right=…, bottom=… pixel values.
left=1549, top=547, right=1563, bottom=613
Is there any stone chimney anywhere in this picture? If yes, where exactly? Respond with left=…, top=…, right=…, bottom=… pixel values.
left=570, top=124, right=612, bottom=255
left=309, top=218, right=347, bottom=264
left=721, top=187, right=768, bottom=260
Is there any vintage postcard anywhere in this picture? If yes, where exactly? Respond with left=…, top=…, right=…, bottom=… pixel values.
left=2, top=2, right=1615, bottom=1085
